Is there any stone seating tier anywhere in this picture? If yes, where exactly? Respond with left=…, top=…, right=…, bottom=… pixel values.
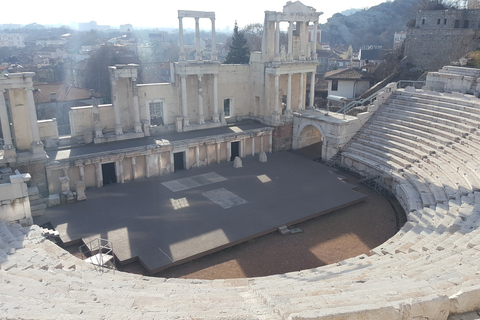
left=4, top=88, right=480, bottom=319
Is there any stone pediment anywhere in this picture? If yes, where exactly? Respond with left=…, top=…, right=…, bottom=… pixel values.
left=283, top=1, right=316, bottom=14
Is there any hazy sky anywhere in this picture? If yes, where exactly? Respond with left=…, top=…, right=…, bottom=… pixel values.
left=11, top=0, right=388, bottom=29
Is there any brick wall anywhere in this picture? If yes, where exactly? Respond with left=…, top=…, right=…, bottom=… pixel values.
left=272, top=123, right=293, bottom=152
left=11, top=162, right=48, bottom=196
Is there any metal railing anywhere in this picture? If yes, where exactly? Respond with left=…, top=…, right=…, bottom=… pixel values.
left=79, top=238, right=116, bottom=273
left=337, top=90, right=381, bottom=115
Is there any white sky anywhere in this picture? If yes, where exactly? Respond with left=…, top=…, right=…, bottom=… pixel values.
left=10, top=0, right=388, bottom=30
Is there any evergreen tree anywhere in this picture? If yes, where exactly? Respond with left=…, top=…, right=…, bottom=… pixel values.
left=224, top=22, right=250, bottom=64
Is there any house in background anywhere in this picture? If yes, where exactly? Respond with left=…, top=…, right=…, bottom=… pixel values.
left=33, top=82, right=102, bottom=136
left=324, top=67, right=373, bottom=99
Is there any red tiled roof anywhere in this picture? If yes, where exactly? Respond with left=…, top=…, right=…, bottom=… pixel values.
left=324, top=68, right=370, bottom=80
left=33, top=82, right=100, bottom=104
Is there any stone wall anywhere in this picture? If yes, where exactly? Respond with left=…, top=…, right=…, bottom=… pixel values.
left=0, top=173, right=32, bottom=225
left=10, top=162, right=47, bottom=197
left=272, top=123, right=293, bottom=152
left=404, top=27, right=480, bottom=70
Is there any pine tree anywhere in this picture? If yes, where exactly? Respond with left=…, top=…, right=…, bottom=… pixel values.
left=224, top=22, right=250, bottom=64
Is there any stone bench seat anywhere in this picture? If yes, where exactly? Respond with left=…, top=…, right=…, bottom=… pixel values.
left=392, top=96, right=480, bottom=127
left=401, top=91, right=480, bottom=111
left=354, top=136, right=421, bottom=164
left=342, top=149, right=405, bottom=173
left=350, top=142, right=413, bottom=168
left=357, top=130, right=430, bottom=159
left=387, top=103, right=478, bottom=133
left=373, top=118, right=452, bottom=150
left=379, top=111, right=466, bottom=141
left=427, top=157, right=472, bottom=194
left=406, top=166, right=449, bottom=203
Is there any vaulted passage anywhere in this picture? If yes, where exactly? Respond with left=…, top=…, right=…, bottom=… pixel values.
left=297, top=125, right=323, bottom=159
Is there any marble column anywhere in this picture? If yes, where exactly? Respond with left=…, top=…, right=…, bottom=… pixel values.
left=0, top=90, right=15, bottom=158
left=195, top=146, right=200, bottom=167
left=132, top=78, right=142, bottom=133
left=216, top=142, right=221, bottom=163
left=269, top=132, right=273, bottom=153
left=309, top=72, right=316, bottom=108
left=157, top=153, right=163, bottom=175
left=300, top=21, right=306, bottom=60
left=312, top=21, right=318, bottom=59
left=287, top=22, right=293, bottom=61
left=46, top=170, right=55, bottom=195
left=299, top=72, right=305, bottom=110
left=260, top=136, right=264, bottom=152
left=273, top=74, right=280, bottom=122
left=95, top=163, right=103, bottom=188
left=287, top=73, right=292, bottom=117
left=111, top=76, right=123, bottom=135
left=170, top=151, right=175, bottom=173
left=78, top=165, right=85, bottom=181
left=195, top=18, right=202, bottom=61
left=213, top=74, right=219, bottom=122
left=181, top=75, right=189, bottom=127
left=178, top=17, right=186, bottom=61
left=115, top=160, right=124, bottom=183
left=211, top=18, right=217, bottom=61
left=251, top=137, right=255, bottom=156
left=131, top=157, right=137, bottom=180
left=26, top=87, right=44, bottom=153
left=198, top=75, right=205, bottom=125
left=274, top=21, right=281, bottom=62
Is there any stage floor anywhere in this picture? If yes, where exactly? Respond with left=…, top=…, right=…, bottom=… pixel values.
left=38, top=151, right=366, bottom=274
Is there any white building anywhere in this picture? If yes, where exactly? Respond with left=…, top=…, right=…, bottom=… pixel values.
left=0, top=33, right=25, bottom=48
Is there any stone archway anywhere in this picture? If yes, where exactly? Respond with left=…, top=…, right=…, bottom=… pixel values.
left=296, top=124, right=324, bottom=160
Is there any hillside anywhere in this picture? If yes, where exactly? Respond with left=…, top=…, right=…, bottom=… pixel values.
left=321, top=0, right=418, bottom=50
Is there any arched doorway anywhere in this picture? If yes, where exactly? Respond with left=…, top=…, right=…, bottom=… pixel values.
left=297, top=125, right=323, bottom=160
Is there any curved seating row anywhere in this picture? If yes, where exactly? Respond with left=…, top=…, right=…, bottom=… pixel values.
left=2, top=88, right=480, bottom=319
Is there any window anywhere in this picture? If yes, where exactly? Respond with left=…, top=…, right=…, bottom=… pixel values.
left=444, top=19, right=447, bottom=25
left=331, top=80, right=338, bottom=92
left=437, top=18, right=441, bottom=25
left=421, top=18, right=425, bottom=25
left=464, top=20, right=469, bottom=28
left=454, top=20, right=460, bottom=28
left=223, top=98, right=231, bottom=117
left=149, top=101, right=164, bottom=126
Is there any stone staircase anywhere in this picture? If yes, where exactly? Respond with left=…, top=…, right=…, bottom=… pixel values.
left=3, top=88, right=480, bottom=319
left=28, top=186, right=46, bottom=217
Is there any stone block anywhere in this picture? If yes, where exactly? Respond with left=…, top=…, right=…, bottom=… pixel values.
left=48, top=194, right=60, bottom=207
left=278, top=225, right=290, bottom=235
left=259, top=151, right=268, bottom=163
left=233, top=156, right=243, bottom=168
left=75, top=181, right=87, bottom=201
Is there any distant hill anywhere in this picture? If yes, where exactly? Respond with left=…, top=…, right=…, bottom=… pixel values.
left=340, top=8, right=362, bottom=16
left=321, top=0, right=418, bottom=50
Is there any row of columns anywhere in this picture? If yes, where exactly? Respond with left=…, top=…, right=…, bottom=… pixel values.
left=47, top=133, right=273, bottom=193
left=178, top=16, right=217, bottom=62
left=180, top=73, right=220, bottom=127
left=273, top=71, right=316, bottom=119
left=274, top=20, right=318, bottom=62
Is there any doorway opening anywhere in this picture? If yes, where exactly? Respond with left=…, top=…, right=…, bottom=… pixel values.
left=102, top=162, right=117, bottom=185
left=174, top=152, right=185, bottom=172
left=230, top=141, right=240, bottom=161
